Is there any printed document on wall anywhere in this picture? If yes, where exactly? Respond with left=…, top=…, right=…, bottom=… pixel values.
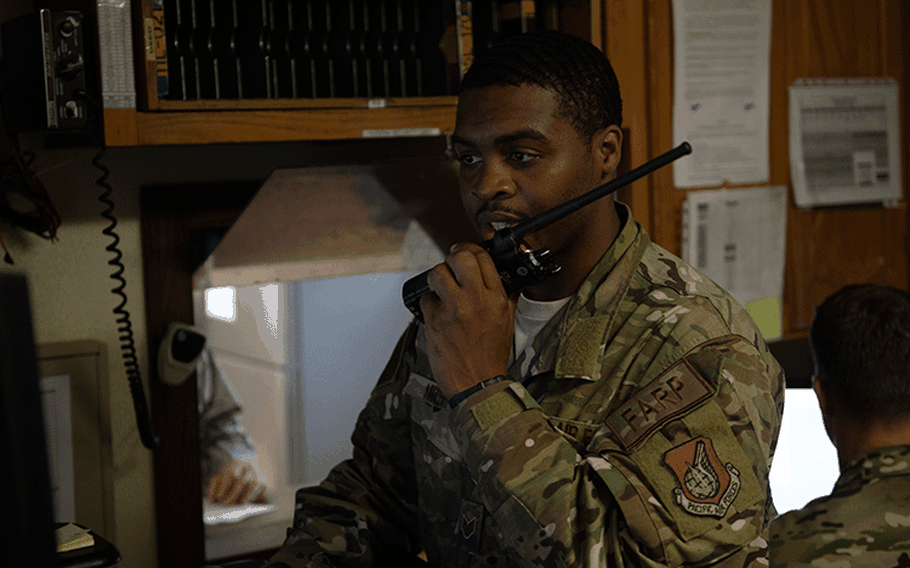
left=682, top=186, right=787, bottom=340
left=672, top=0, right=771, bottom=188
left=789, top=78, right=902, bottom=208
left=41, top=374, right=75, bottom=522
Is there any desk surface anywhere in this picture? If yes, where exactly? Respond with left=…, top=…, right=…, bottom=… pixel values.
left=57, top=524, right=121, bottom=568
left=205, top=509, right=292, bottom=563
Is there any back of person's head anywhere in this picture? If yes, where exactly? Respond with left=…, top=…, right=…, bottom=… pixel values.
left=459, top=30, right=622, bottom=141
left=810, top=283, right=910, bottom=423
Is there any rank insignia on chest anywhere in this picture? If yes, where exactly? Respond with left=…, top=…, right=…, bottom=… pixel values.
left=455, top=500, right=485, bottom=556
left=662, top=436, right=741, bottom=517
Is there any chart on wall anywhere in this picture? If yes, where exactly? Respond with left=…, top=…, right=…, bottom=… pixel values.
left=789, top=78, right=902, bottom=209
left=681, top=186, right=787, bottom=341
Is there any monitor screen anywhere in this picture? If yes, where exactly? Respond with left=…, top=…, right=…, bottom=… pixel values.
left=769, top=387, right=841, bottom=515
left=0, top=273, right=57, bottom=566
left=766, top=337, right=841, bottom=515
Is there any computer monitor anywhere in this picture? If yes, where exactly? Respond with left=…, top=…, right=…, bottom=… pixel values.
left=0, top=273, right=57, bottom=567
left=767, top=337, right=841, bottom=515
left=770, top=387, right=840, bottom=514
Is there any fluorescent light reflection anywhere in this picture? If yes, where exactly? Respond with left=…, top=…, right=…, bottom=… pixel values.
left=205, top=286, right=237, bottom=322
left=769, top=388, right=840, bottom=515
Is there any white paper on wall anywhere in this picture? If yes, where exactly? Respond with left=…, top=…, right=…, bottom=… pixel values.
left=682, top=186, right=787, bottom=340
left=789, top=78, right=902, bottom=208
left=40, top=374, right=75, bottom=522
left=672, top=0, right=772, bottom=188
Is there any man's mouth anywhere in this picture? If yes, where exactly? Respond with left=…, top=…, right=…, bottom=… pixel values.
left=480, top=218, right=521, bottom=240
left=476, top=208, right=528, bottom=240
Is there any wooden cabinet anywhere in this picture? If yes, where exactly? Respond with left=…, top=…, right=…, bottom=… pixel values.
left=604, top=0, right=909, bottom=339
left=105, top=0, right=599, bottom=146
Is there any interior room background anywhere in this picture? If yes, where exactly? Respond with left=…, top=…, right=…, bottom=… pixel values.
left=1, top=1, right=907, bottom=568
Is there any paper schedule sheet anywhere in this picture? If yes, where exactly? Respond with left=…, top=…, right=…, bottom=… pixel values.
left=672, top=0, right=772, bottom=188
left=789, top=78, right=902, bottom=208
left=682, top=186, right=787, bottom=340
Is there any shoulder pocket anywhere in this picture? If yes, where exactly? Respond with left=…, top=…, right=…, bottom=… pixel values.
left=635, top=400, right=765, bottom=544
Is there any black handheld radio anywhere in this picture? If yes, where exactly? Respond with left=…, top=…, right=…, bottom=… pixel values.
left=402, top=142, right=692, bottom=321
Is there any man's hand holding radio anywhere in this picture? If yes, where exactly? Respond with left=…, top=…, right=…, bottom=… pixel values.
left=420, top=242, right=516, bottom=399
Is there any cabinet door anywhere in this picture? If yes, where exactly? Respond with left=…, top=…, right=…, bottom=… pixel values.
left=605, top=0, right=908, bottom=339
left=119, top=1, right=601, bottom=145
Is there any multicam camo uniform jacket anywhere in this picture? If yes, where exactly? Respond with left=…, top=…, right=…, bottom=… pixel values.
left=265, top=203, right=785, bottom=568
left=769, top=445, right=910, bottom=567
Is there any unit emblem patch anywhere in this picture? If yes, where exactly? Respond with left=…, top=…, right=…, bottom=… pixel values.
left=663, top=436, right=741, bottom=517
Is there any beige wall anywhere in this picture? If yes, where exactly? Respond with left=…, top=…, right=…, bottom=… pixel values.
left=0, top=141, right=348, bottom=567
left=0, top=7, right=444, bottom=566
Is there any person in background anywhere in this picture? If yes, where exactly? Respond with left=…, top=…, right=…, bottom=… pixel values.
left=265, top=30, right=783, bottom=567
left=770, top=283, right=910, bottom=566
left=198, top=347, right=267, bottom=505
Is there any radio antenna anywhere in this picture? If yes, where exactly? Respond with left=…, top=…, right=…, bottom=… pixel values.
left=508, top=142, right=691, bottom=241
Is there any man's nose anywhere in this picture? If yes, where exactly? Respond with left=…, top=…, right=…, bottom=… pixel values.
left=472, top=161, right=516, bottom=201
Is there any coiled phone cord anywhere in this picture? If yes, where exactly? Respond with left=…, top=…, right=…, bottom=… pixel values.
left=94, top=146, right=159, bottom=450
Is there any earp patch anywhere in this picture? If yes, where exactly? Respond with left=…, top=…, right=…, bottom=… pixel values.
left=604, top=359, right=713, bottom=450
left=662, top=436, right=741, bottom=518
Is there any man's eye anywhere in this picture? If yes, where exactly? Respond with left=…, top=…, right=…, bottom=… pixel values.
left=511, top=152, right=536, bottom=163
left=459, top=154, right=480, bottom=166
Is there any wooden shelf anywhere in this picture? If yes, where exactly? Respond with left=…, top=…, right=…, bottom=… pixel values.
left=119, top=0, right=598, bottom=148
left=153, top=96, right=457, bottom=111
left=104, top=98, right=457, bottom=146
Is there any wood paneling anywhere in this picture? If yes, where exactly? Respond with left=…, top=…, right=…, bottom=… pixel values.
left=604, top=0, right=652, bottom=233
left=102, top=109, right=139, bottom=147
left=141, top=182, right=261, bottom=568
left=779, top=0, right=907, bottom=333
left=609, top=0, right=908, bottom=339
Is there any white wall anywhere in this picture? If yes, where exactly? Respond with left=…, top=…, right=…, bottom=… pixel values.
left=295, top=272, right=414, bottom=486
left=193, top=271, right=415, bottom=560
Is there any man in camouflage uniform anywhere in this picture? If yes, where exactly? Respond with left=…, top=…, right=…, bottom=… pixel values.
left=770, top=284, right=910, bottom=566
left=265, top=31, right=783, bottom=568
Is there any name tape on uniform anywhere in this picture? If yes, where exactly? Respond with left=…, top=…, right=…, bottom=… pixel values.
left=604, top=359, right=713, bottom=451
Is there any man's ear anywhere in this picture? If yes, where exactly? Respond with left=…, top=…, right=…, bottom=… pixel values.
left=812, top=374, right=828, bottom=416
left=813, top=374, right=837, bottom=446
left=594, top=125, right=623, bottom=179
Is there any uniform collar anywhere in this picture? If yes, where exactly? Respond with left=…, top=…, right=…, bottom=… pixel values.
left=564, top=201, right=642, bottom=316
left=834, top=444, right=910, bottom=490
left=510, top=201, right=646, bottom=383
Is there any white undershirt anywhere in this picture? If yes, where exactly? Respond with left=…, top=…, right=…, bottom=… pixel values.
left=513, top=293, right=572, bottom=375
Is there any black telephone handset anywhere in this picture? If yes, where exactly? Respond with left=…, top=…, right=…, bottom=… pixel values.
left=402, top=143, right=692, bottom=321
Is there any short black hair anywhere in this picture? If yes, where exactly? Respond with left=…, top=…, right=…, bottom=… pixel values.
left=810, top=283, right=910, bottom=422
left=459, top=30, right=622, bottom=141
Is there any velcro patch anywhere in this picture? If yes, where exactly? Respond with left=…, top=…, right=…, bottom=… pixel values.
left=471, top=390, right=523, bottom=431
left=555, top=315, right=610, bottom=380
left=456, top=500, right=484, bottom=554
left=403, top=372, right=448, bottom=410
left=604, top=359, right=713, bottom=451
